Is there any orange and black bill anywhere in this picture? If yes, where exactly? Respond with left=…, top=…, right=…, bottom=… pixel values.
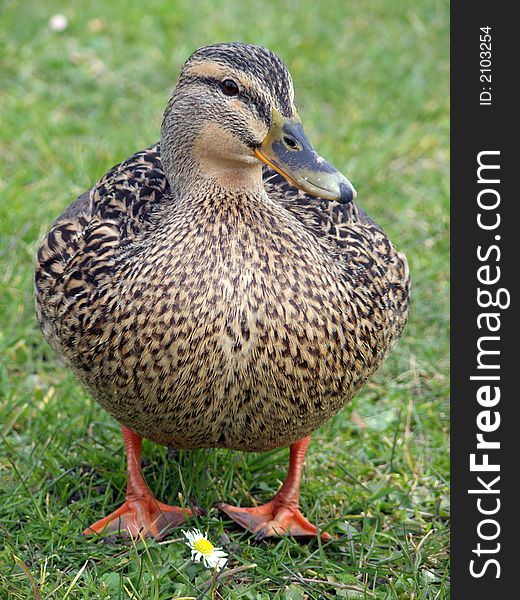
left=255, top=108, right=356, bottom=204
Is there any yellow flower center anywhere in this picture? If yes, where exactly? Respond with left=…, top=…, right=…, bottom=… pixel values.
left=193, top=538, right=215, bottom=556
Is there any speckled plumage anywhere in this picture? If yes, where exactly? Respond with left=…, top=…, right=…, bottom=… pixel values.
left=35, top=143, right=409, bottom=451
left=35, top=44, right=409, bottom=457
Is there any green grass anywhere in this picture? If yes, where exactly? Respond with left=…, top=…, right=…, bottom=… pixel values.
left=0, top=0, right=449, bottom=598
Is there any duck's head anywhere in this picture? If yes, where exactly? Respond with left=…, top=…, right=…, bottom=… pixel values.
left=161, top=42, right=356, bottom=203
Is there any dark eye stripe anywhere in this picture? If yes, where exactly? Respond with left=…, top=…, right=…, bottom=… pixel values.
left=242, top=90, right=270, bottom=125
left=182, top=74, right=272, bottom=127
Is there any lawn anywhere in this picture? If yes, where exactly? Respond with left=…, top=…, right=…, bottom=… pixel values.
left=0, top=0, right=449, bottom=598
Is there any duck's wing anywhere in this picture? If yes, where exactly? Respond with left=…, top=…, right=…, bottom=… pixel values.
left=263, top=164, right=410, bottom=334
left=263, top=165, right=384, bottom=237
left=35, top=143, right=167, bottom=335
left=87, top=143, right=167, bottom=229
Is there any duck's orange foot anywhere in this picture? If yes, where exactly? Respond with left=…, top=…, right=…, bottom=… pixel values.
left=217, top=500, right=331, bottom=541
left=84, top=497, right=193, bottom=540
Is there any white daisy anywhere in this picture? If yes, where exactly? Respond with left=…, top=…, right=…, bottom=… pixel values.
left=183, top=529, right=228, bottom=572
left=48, top=14, right=68, bottom=32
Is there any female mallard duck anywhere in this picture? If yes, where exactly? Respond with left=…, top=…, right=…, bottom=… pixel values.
left=35, top=43, right=409, bottom=540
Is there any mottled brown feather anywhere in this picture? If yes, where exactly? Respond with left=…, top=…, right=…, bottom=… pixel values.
left=35, top=141, right=409, bottom=452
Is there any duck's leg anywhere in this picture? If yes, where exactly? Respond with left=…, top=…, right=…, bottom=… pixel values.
left=84, top=425, right=192, bottom=539
left=217, top=436, right=330, bottom=540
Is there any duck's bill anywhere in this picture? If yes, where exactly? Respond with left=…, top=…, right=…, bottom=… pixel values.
left=254, top=109, right=356, bottom=204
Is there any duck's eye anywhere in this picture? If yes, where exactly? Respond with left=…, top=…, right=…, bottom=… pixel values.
left=221, top=79, right=239, bottom=96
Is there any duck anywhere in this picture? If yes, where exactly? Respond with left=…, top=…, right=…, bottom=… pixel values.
left=35, top=42, right=410, bottom=541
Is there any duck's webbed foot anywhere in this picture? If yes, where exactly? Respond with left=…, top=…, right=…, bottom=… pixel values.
left=217, top=436, right=331, bottom=541
left=217, top=497, right=329, bottom=540
left=84, top=496, right=190, bottom=539
left=84, top=425, right=196, bottom=540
